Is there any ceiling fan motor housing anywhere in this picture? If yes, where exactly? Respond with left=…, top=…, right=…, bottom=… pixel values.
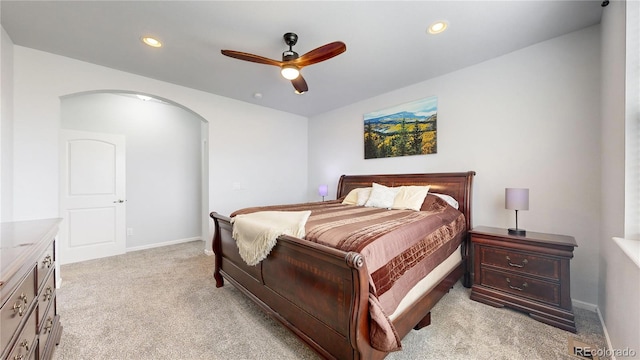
left=282, top=50, right=299, bottom=61
left=282, top=33, right=299, bottom=61
left=283, top=32, right=298, bottom=46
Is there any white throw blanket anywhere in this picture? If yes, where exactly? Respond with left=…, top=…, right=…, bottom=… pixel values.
left=231, top=210, right=312, bottom=266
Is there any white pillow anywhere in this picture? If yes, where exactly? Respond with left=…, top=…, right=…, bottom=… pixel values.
left=356, top=187, right=373, bottom=206
left=341, top=188, right=361, bottom=205
left=392, top=185, right=430, bottom=211
left=432, top=193, right=459, bottom=209
left=365, top=183, right=400, bottom=209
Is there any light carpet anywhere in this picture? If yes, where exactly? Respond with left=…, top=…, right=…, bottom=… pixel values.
left=52, top=241, right=608, bottom=360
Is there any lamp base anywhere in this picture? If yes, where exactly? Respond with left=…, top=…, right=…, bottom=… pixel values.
left=508, top=228, right=526, bottom=236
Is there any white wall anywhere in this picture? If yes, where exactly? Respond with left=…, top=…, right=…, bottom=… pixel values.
left=11, top=45, right=308, bottom=253
left=599, top=0, right=640, bottom=357
left=61, top=93, right=202, bottom=249
left=308, top=26, right=602, bottom=306
left=1, top=27, right=14, bottom=221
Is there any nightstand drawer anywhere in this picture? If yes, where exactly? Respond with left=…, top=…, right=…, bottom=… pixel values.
left=479, top=268, right=560, bottom=306
left=479, top=246, right=560, bottom=280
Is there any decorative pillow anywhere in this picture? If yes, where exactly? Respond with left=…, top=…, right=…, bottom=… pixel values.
left=391, top=185, right=430, bottom=211
left=356, top=187, right=373, bottom=206
left=341, top=188, right=361, bottom=205
left=365, top=183, right=400, bottom=209
left=431, top=193, right=459, bottom=209
left=420, top=193, right=449, bottom=211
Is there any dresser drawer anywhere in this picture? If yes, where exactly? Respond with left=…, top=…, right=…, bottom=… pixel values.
left=1, top=267, right=36, bottom=352
left=479, top=246, right=560, bottom=280
left=38, top=271, right=55, bottom=328
left=38, top=294, right=57, bottom=358
left=479, top=268, right=560, bottom=306
left=6, top=309, right=37, bottom=360
left=36, top=243, right=55, bottom=291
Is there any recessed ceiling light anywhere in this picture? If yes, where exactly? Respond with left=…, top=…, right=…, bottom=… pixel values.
left=427, top=21, right=448, bottom=35
left=142, top=36, right=162, bottom=48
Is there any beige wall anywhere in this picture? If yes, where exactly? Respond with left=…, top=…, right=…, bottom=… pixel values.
left=1, top=27, right=14, bottom=221
left=599, top=0, right=640, bottom=358
left=308, top=25, right=602, bottom=306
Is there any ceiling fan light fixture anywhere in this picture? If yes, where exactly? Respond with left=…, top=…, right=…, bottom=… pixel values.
left=281, top=65, right=300, bottom=80
left=427, top=21, right=448, bottom=35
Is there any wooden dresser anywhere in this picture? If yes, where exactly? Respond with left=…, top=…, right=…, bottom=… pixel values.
left=470, top=226, right=577, bottom=333
left=1, top=219, right=63, bottom=360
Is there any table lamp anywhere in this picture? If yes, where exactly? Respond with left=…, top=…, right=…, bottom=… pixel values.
left=318, top=185, right=328, bottom=201
left=505, top=188, right=529, bottom=236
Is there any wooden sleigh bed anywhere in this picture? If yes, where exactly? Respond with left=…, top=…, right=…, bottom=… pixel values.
left=210, top=171, right=475, bottom=359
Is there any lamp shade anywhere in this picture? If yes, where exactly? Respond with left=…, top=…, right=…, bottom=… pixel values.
left=318, top=185, right=328, bottom=197
left=505, top=188, right=529, bottom=210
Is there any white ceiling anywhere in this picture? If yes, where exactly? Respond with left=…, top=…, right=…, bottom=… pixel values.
left=1, top=1, right=603, bottom=117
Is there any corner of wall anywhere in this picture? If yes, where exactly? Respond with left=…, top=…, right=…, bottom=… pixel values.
left=1, top=26, right=15, bottom=222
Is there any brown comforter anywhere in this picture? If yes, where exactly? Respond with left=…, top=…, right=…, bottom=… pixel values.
left=230, top=195, right=466, bottom=351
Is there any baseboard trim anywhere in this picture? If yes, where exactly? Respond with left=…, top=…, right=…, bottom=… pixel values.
left=572, top=299, right=598, bottom=312
left=597, top=307, right=616, bottom=360
left=126, top=237, right=202, bottom=253
left=571, top=300, right=615, bottom=359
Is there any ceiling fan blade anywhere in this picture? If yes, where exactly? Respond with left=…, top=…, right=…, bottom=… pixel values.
left=293, top=41, right=346, bottom=67
left=221, top=50, right=283, bottom=67
left=291, top=75, right=309, bottom=94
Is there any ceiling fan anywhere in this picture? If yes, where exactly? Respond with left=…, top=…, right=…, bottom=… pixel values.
left=221, top=32, right=346, bottom=94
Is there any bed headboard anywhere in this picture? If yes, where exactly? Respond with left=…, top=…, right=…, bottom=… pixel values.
left=336, top=171, right=476, bottom=230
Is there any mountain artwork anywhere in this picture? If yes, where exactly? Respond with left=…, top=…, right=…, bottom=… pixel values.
left=364, top=96, right=437, bottom=159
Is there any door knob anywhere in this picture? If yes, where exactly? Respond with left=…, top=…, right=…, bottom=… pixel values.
left=113, top=199, right=125, bottom=203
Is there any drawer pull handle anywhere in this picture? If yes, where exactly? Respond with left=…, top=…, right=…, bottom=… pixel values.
left=506, top=256, right=528, bottom=268
left=506, top=278, right=528, bottom=291
left=43, top=286, right=53, bottom=301
left=19, top=339, right=30, bottom=352
left=42, top=255, right=53, bottom=268
left=44, top=317, right=54, bottom=333
left=12, top=293, right=28, bottom=316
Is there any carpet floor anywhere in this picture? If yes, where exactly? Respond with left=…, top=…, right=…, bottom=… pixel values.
left=51, top=241, right=608, bottom=360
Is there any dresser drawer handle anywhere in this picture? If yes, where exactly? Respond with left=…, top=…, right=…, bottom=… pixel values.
left=506, top=278, right=528, bottom=291
left=42, top=254, right=53, bottom=268
left=44, top=317, right=54, bottom=334
left=19, top=339, right=30, bottom=352
left=506, top=256, right=528, bottom=268
left=12, top=293, right=28, bottom=316
left=43, top=286, right=53, bottom=301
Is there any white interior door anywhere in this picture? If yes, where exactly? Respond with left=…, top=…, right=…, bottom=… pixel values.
left=59, top=130, right=126, bottom=264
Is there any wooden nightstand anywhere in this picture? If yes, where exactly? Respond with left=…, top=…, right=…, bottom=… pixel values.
left=469, top=226, right=577, bottom=333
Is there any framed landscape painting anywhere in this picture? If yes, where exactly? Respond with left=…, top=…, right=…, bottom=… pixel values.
left=364, top=96, right=437, bottom=159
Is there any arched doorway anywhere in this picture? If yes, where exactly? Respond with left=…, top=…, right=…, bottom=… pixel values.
left=58, top=91, right=209, bottom=264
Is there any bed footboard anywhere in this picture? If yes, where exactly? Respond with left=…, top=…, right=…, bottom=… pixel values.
left=210, top=212, right=384, bottom=359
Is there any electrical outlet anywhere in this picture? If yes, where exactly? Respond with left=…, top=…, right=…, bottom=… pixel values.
left=127, top=228, right=133, bottom=236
